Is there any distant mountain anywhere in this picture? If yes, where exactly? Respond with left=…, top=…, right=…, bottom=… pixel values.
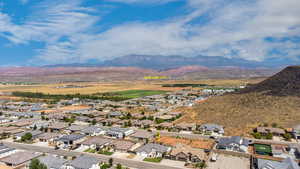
left=100, top=55, right=264, bottom=70
left=46, top=55, right=268, bottom=70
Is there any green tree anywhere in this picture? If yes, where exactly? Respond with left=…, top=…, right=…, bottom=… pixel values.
left=29, top=159, right=47, bottom=169
left=21, top=133, right=33, bottom=142
left=266, top=133, right=273, bottom=140
left=283, top=133, right=292, bottom=141
left=109, top=158, right=113, bottom=167
left=116, top=163, right=122, bottom=169
left=91, top=119, right=97, bottom=125
left=195, top=161, right=207, bottom=169
left=252, top=132, right=262, bottom=139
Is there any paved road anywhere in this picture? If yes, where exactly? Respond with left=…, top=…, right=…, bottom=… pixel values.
left=2, top=142, right=184, bottom=169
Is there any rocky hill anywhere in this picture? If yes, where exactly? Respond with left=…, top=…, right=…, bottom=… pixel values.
left=240, top=66, right=300, bottom=96
left=179, top=66, right=300, bottom=136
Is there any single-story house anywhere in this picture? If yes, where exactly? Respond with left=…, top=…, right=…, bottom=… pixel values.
left=256, top=127, right=285, bottom=136
left=81, top=126, right=107, bottom=136
left=14, top=130, right=43, bottom=141
left=130, top=130, right=154, bottom=142
left=38, top=155, right=68, bottom=169
left=135, top=143, right=171, bottom=158
left=292, top=125, right=300, bottom=140
left=106, top=127, right=134, bottom=139
left=253, top=157, right=300, bottom=169
left=216, top=136, right=250, bottom=153
left=62, top=155, right=100, bottom=169
left=198, top=123, right=225, bottom=136
left=169, top=144, right=205, bottom=163
left=55, top=134, right=86, bottom=150
left=0, top=151, right=41, bottom=167
left=80, top=137, right=113, bottom=150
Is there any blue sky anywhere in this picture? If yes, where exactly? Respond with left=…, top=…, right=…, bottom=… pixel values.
left=0, top=0, right=299, bottom=66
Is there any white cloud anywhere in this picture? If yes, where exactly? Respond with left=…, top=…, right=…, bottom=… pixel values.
left=1, top=0, right=300, bottom=64
left=0, top=0, right=99, bottom=44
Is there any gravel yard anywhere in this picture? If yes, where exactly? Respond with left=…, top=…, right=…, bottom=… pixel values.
left=207, top=154, right=250, bottom=169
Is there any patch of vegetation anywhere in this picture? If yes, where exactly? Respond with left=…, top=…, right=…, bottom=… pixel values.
left=98, top=150, right=113, bottom=156
left=101, top=90, right=168, bottom=99
left=143, top=157, right=163, bottom=163
left=162, top=84, right=211, bottom=87
left=29, top=159, right=47, bottom=169
left=12, top=91, right=131, bottom=101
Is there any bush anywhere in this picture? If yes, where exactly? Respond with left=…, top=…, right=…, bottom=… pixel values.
left=252, top=132, right=262, bottom=139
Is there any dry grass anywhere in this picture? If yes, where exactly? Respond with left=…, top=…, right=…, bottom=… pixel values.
left=179, top=93, right=300, bottom=136
left=157, top=136, right=214, bottom=149
left=0, top=79, right=262, bottom=95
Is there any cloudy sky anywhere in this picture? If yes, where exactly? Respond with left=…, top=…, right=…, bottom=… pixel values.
left=0, top=0, right=299, bottom=66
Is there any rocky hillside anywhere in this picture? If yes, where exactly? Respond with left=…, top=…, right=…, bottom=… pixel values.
left=179, top=66, right=300, bottom=136
left=240, top=66, right=300, bottom=96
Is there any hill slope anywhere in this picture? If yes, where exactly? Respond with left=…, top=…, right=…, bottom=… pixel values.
left=180, top=66, right=300, bottom=136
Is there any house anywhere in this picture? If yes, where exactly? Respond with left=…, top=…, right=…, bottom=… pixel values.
left=28, top=121, right=50, bottom=130
left=0, top=151, right=41, bottom=167
left=14, top=130, right=43, bottom=141
left=133, top=120, right=154, bottom=128
left=80, top=137, right=113, bottom=151
left=81, top=126, right=107, bottom=136
left=130, top=130, right=154, bottom=142
left=169, top=144, right=205, bottom=163
left=292, top=125, right=300, bottom=140
left=135, top=143, right=171, bottom=158
left=101, top=118, right=121, bottom=126
left=108, top=111, right=123, bottom=118
left=156, top=122, right=173, bottom=130
left=256, top=127, right=285, bottom=136
left=216, top=136, right=250, bottom=153
left=106, top=127, right=134, bottom=139
left=253, top=157, right=300, bottom=169
left=65, top=125, right=89, bottom=134
left=175, top=123, right=197, bottom=131
left=0, top=144, right=17, bottom=159
left=111, top=140, right=136, bottom=152
left=38, top=155, right=68, bottom=169
left=48, top=122, right=68, bottom=132
left=198, top=123, right=224, bottom=136
left=62, top=155, right=100, bottom=169
left=55, top=134, right=86, bottom=150
left=37, top=133, right=61, bottom=145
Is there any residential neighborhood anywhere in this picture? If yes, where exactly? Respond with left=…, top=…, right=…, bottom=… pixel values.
left=0, top=88, right=299, bottom=169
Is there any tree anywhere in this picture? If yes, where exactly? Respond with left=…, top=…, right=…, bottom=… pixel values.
left=21, top=133, right=32, bottom=142
left=29, top=159, right=47, bottom=169
left=252, top=132, right=262, bottom=139
left=33, top=125, right=37, bottom=130
left=91, top=119, right=97, bottom=125
left=116, top=163, right=122, bottom=169
left=109, top=158, right=113, bottom=167
left=195, top=161, right=207, bottom=169
left=283, top=133, right=292, bottom=141
left=266, top=133, right=273, bottom=140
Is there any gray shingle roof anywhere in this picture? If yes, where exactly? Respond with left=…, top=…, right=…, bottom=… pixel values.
left=135, top=143, right=170, bottom=154
left=70, top=155, right=100, bottom=169
left=38, top=155, right=68, bottom=169
left=57, top=134, right=85, bottom=142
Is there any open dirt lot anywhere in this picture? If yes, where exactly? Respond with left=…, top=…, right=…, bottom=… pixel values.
left=157, top=136, right=214, bottom=149
left=207, top=154, right=250, bottom=169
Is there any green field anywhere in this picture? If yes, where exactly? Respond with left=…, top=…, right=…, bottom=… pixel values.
left=104, top=90, right=168, bottom=99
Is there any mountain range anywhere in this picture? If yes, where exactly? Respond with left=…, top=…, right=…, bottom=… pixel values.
left=46, top=55, right=297, bottom=70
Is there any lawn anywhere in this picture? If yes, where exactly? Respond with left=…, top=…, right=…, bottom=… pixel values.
left=143, top=157, right=163, bottom=163
left=107, top=90, right=168, bottom=99
left=98, top=150, right=114, bottom=156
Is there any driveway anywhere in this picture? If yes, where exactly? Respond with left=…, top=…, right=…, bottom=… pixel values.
left=207, top=154, right=250, bottom=169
